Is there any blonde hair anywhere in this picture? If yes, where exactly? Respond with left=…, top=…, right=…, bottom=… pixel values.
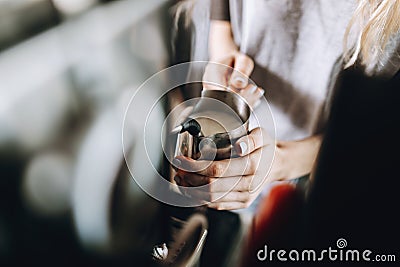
left=344, top=0, right=400, bottom=70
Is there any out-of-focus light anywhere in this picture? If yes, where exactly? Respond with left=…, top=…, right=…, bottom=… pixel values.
left=22, top=152, right=73, bottom=216
left=52, top=0, right=97, bottom=16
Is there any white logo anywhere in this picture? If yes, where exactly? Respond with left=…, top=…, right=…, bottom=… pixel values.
left=336, top=238, right=347, bottom=249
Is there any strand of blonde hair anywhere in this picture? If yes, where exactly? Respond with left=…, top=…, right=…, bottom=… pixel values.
left=344, top=0, right=400, bottom=70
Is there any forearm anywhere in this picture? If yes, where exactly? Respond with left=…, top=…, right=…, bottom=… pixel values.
left=277, top=134, right=323, bottom=180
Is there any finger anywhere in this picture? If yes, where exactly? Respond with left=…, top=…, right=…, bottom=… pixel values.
left=174, top=175, right=190, bottom=187
left=180, top=171, right=253, bottom=192
left=173, top=156, right=214, bottom=173
left=203, top=57, right=234, bottom=90
left=190, top=189, right=251, bottom=203
left=238, top=84, right=265, bottom=108
left=177, top=170, right=210, bottom=187
left=234, top=127, right=272, bottom=156
left=175, top=154, right=255, bottom=177
left=239, top=84, right=264, bottom=97
left=208, top=201, right=249, bottom=210
left=229, top=54, right=254, bottom=89
left=180, top=170, right=269, bottom=197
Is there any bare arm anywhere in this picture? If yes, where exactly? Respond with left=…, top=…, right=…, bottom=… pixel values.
left=209, top=21, right=238, bottom=61
left=274, top=135, right=322, bottom=181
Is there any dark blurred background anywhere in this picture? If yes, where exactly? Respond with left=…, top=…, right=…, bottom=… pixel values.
left=0, top=0, right=175, bottom=265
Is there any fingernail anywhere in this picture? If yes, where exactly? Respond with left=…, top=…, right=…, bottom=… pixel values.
left=249, top=85, right=258, bottom=93
left=172, top=158, right=181, bottom=168
left=253, top=99, right=261, bottom=108
left=233, top=76, right=247, bottom=87
left=239, top=142, right=248, bottom=154
left=174, top=176, right=181, bottom=184
left=258, top=89, right=265, bottom=97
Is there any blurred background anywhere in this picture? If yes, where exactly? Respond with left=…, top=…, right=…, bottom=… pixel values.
left=0, top=0, right=182, bottom=265
left=3, top=1, right=399, bottom=267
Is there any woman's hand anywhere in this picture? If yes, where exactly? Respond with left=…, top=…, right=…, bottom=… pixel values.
left=206, top=21, right=264, bottom=108
left=173, top=129, right=323, bottom=210
left=173, top=127, right=275, bottom=210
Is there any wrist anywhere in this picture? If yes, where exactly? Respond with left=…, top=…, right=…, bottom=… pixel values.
left=209, top=21, right=238, bottom=60
left=275, top=135, right=322, bottom=180
left=209, top=45, right=238, bottom=62
left=274, top=140, right=293, bottom=180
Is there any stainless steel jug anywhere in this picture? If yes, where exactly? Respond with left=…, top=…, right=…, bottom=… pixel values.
left=173, top=90, right=251, bottom=161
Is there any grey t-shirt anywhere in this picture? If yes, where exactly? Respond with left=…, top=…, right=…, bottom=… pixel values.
left=190, top=0, right=400, bottom=141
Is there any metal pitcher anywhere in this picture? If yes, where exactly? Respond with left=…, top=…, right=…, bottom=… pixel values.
left=173, top=90, right=251, bottom=161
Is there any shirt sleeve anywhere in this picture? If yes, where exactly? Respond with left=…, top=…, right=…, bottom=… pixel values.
left=210, top=0, right=230, bottom=21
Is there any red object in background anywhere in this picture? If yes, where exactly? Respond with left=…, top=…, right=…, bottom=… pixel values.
left=242, top=183, right=304, bottom=267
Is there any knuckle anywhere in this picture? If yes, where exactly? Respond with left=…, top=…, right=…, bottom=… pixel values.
left=213, top=203, right=222, bottom=210
left=243, top=191, right=251, bottom=201
left=237, top=55, right=251, bottom=68
left=217, top=205, right=225, bottom=211
left=252, top=127, right=262, bottom=136
left=240, top=53, right=249, bottom=61
left=243, top=55, right=254, bottom=67
left=210, top=162, right=222, bottom=177
left=201, top=176, right=211, bottom=185
left=241, top=176, right=252, bottom=190
left=246, top=156, right=257, bottom=174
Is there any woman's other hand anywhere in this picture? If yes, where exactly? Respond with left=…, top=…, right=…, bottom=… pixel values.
left=205, top=21, right=264, bottom=108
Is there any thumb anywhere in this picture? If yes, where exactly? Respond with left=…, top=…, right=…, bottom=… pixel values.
left=234, top=127, right=272, bottom=156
